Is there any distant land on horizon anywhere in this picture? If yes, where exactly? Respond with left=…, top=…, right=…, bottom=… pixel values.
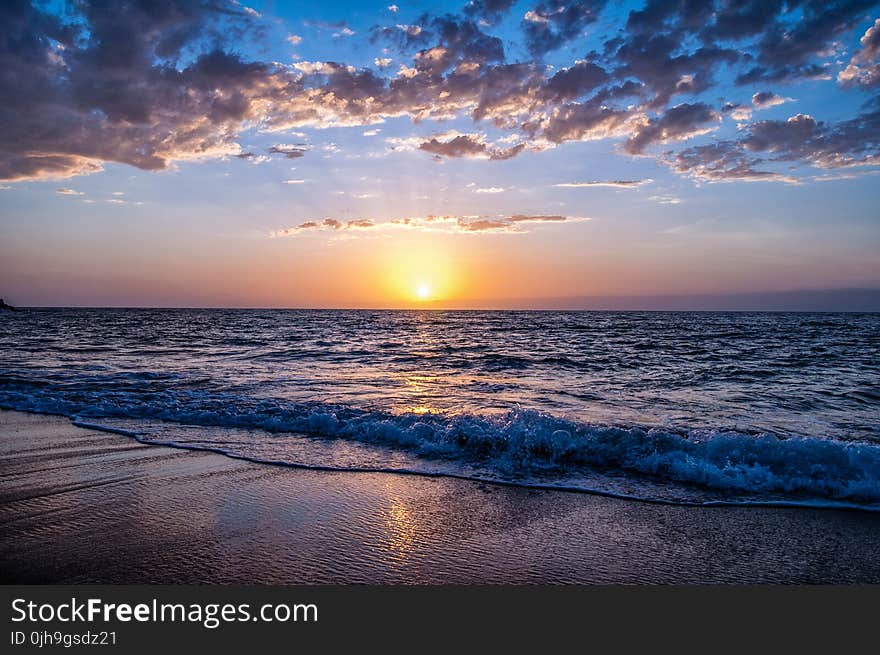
left=4, top=288, right=879, bottom=313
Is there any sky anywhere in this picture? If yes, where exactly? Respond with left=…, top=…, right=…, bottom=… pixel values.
left=1, top=0, right=879, bottom=309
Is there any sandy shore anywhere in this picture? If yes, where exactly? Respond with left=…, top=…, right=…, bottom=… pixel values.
left=2, top=409, right=879, bottom=584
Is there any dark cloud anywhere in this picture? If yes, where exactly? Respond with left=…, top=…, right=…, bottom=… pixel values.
left=627, top=0, right=717, bottom=35
left=522, top=1, right=609, bottom=57
left=744, top=114, right=821, bottom=153
left=538, top=99, right=635, bottom=144
left=425, top=14, right=506, bottom=68
left=268, top=144, right=309, bottom=159
left=746, top=109, right=880, bottom=168
left=625, top=1, right=875, bottom=87
left=667, top=142, right=793, bottom=182
left=0, top=0, right=276, bottom=180
left=703, top=0, right=787, bottom=42
left=754, top=1, right=874, bottom=65
left=735, top=63, right=828, bottom=86
left=542, top=60, right=609, bottom=101
left=465, top=62, right=547, bottom=126
left=374, top=13, right=503, bottom=73
left=419, top=134, right=487, bottom=158
left=370, top=22, right=432, bottom=51
left=417, top=134, right=524, bottom=160
left=720, top=101, right=751, bottom=120
left=624, top=102, right=720, bottom=154
left=671, top=106, right=880, bottom=180
left=838, top=18, right=880, bottom=87
left=751, top=90, right=786, bottom=108
left=735, top=0, right=876, bottom=84
left=463, top=0, right=517, bottom=25
left=609, top=32, right=739, bottom=108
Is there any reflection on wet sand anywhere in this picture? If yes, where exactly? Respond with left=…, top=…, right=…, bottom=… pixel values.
left=4, top=411, right=880, bottom=584
left=381, top=483, right=419, bottom=560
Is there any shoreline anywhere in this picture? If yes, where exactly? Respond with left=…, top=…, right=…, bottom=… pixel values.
left=68, top=417, right=879, bottom=514
left=3, top=409, right=880, bottom=584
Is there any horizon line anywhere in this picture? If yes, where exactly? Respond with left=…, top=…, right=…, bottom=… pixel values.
left=6, top=287, right=880, bottom=313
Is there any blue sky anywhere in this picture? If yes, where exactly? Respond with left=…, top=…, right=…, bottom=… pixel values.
left=1, top=1, right=879, bottom=308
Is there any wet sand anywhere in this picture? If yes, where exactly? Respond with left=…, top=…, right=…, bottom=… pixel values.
left=2, top=409, right=879, bottom=584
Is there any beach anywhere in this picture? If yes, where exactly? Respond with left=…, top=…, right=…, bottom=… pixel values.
left=3, top=409, right=879, bottom=584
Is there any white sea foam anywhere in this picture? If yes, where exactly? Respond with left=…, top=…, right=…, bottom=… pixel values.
left=3, top=385, right=879, bottom=510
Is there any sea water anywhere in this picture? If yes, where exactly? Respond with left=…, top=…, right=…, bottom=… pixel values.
left=1, top=309, right=878, bottom=509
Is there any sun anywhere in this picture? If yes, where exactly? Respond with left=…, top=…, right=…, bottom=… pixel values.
left=416, top=284, right=431, bottom=300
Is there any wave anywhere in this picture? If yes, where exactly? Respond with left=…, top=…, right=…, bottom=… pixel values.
left=2, top=383, right=879, bottom=510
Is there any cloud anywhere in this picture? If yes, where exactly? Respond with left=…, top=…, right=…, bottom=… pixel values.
left=269, top=144, right=309, bottom=159
left=272, top=213, right=589, bottom=237
left=743, top=113, right=821, bottom=154
left=667, top=142, right=800, bottom=183
left=743, top=110, right=880, bottom=169
left=416, top=133, right=525, bottom=160
left=3, top=0, right=879, bottom=186
left=623, top=103, right=720, bottom=155
left=626, top=0, right=715, bottom=35
left=473, top=186, right=505, bottom=193
left=751, top=91, right=789, bottom=109
left=665, top=106, right=880, bottom=182
left=648, top=195, right=682, bottom=204
left=542, top=60, right=609, bottom=102
left=56, top=187, right=84, bottom=195
left=104, top=197, right=141, bottom=205
left=283, top=179, right=306, bottom=184
left=539, top=100, right=637, bottom=144
left=721, top=102, right=752, bottom=121
left=397, top=24, right=423, bottom=36
left=419, top=134, right=487, bottom=157
left=838, top=18, right=880, bottom=88
left=553, top=179, right=652, bottom=188
left=507, top=214, right=570, bottom=222
left=608, top=31, right=739, bottom=108
left=522, top=1, right=609, bottom=57
left=722, top=91, right=790, bottom=123
left=464, top=0, right=517, bottom=25
left=287, top=34, right=303, bottom=45
left=236, top=152, right=270, bottom=164
left=0, top=1, right=272, bottom=181
left=734, top=1, right=875, bottom=84
left=233, top=3, right=261, bottom=19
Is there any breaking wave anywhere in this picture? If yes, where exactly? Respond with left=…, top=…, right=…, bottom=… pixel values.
left=2, top=382, right=879, bottom=511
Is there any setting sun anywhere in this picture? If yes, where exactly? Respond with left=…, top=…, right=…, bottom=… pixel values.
left=416, top=285, right=431, bottom=300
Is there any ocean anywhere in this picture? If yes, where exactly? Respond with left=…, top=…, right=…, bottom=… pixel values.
left=1, top=308, right=879, bottom=510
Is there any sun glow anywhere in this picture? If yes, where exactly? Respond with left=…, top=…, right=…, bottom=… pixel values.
left=373, top=241, right=461, bottom=306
